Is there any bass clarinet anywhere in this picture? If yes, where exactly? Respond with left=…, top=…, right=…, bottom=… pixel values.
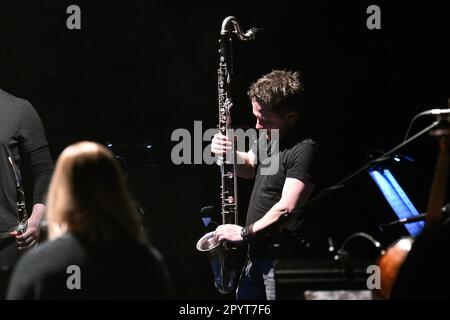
left=196, top=16, right=262, bottom=294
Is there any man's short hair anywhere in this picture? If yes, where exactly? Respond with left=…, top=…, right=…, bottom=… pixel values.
left=247, top=70, right=304, bottom=115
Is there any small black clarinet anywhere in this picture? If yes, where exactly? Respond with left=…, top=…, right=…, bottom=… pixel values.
left=8, top=156, right=28, bottom=234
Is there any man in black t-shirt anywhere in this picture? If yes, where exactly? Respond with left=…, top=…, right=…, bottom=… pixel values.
left=0, top=89, right=53, bottom=285
left=212, top=70, right=319, bottom=299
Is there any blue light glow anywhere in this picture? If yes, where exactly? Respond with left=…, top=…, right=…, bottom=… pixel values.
left=369, top=168, right=424, bottom=237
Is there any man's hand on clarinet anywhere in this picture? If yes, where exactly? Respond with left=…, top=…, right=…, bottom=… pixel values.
left=211, top=133, right=232, bottom=155
left=214, top=224, right=244, bottom=242
left=10, top=217, right=40, bottom=250
left=10, top=203, right=45, bottom=250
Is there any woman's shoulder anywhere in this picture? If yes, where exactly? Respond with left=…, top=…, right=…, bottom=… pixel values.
left=110, top=240, right=165, bottom=264
left=18, top=235, right=85, bottom=268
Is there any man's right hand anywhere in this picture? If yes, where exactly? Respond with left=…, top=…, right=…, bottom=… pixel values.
left=211, top=133, right=232, bottom=155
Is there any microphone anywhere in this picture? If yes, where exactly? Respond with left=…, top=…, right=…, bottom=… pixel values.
left=421, top=108, right=450, bottom=116
left=423, top=99, right=450, bottom=116
left=384, top=204, right=450, bottom=227
left=384, top=214, right=426, bottom=227
left=366, top=148, right=415, bottom=164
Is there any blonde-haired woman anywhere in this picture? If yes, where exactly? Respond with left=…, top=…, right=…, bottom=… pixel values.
left=6, top=141, right=171, bottom=299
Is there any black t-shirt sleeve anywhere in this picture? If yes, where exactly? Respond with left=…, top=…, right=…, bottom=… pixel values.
left=285, top=141, right=319, bottom=184
left=18, top=102, right=53, bottom=205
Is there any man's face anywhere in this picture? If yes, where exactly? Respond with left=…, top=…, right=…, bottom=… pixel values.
left=251, top=100, right=296, bottom=135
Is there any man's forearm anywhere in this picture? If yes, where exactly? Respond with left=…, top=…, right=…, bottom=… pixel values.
left=236, top=151, right=256, bottom=179
left=251, top=180, right=315, bottom=234
left=252, top=202, right=289, bottom=233
left=30, top=203, right=46, bottom=224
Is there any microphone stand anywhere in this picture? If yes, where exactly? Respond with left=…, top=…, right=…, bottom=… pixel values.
left=304, top=119, right=443, bottom=211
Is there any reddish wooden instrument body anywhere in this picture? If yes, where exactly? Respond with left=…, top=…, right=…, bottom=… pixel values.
left=376, top=126, right=449, bottom=299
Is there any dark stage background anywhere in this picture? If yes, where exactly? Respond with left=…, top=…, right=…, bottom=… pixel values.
left=1, top=0, right=449, bottom=298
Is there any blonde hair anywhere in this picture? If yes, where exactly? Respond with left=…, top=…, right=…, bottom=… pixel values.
left=46, top=141, right=142, bottom=243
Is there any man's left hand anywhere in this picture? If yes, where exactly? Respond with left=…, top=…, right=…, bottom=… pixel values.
left=10, top=203, right=45, bottom=250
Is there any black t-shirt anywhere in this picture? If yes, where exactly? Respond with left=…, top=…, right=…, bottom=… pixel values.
left=6, top=233, right=172, bottom=299
left=0, top=89, right=53, bottom=234
left=246, top=127, right=319, bottom=258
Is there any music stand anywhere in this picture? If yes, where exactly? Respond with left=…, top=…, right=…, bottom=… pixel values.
left=368, top=166, right=424, bottom=237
